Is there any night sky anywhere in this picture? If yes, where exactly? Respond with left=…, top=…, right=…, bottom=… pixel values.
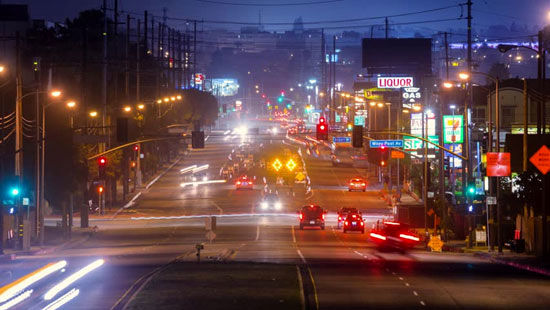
left=8, top=0, right=550, bottom=33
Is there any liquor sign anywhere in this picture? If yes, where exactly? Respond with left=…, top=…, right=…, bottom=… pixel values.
left=377, top=77, right=413, bottom=89
left=443, top=115, right=464, bottom=144
left=486, top=152, right=511, bottom=177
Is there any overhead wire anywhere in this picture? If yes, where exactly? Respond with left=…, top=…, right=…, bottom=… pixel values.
left=195, top=0, right=345, bottom=6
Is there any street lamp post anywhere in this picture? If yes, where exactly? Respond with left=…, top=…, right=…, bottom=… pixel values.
left=459, top=71, right=500, bottom=251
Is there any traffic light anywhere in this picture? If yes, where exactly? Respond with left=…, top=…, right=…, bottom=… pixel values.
left=192, top=131, right=205, bottom=149
left=277, top=96, right=284, bottom=103
left=97, top=185, right=104, bottom=194
left=10, top=187, right=20, bottom=196
left=379, top=145, right=389, bottom=166
left=316, top=117, right=328, bottom=140
left=32, top=57, right=40, bottom=72
left=133, top=144, right=140, bottom=152
left=352, top=125, right=363, bottom=148
left=466, top=183, right=476, bottom=197
left=98, top=156, right=107, bottom=178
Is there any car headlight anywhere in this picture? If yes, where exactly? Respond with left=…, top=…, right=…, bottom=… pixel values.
left=203, top=176, right=208, bottom=182
left=274, top=202, right=282, bottom=210
left=261, top=202, right=268, bottom=210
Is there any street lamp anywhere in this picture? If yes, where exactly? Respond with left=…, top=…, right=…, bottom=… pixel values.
left=137, top=104, right=145, bottom=110
left=443, top=82, right=454, bottom=89
left=176, top=95, right=182, bottom=100
left=123, top=106, right=132, bottom=113
left=66, top=101, right=76, bottom=108
left=458, top=73, right=470, bottom=81
left=0, top=65, right=4, bottom=73
left=89, top=111, right=98, bottom=118
left=50, top=90, right=62, bottom=97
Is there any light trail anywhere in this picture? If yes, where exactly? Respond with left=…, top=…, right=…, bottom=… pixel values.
left=180, top=179, right=226, bottom=188
left=0, top=260, right=67, bottom=303
left=131, top=213, right=298, bottom=220
left=43, top=259, right=104, bottom=301
left=0, top=289, right=32, bottom=310
left=192, top=164, right=209, bottom=173
left=180, top=165, right=197, bottom=174
left=42, top=288, right=79, bottom=310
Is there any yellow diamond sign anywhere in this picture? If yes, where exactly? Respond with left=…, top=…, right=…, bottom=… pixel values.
left=286, top=159, right=297, bottom=171
left=272, top=159, right=283, bottom=171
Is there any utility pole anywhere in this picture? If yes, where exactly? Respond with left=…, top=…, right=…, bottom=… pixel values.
left=193, top=20, right=197, bottom=88
left=385, top=17, right=389, bottom=39
left=137, top=19, right=141, bottom=103
left=80, top=26, right=89, bottom=229
left=321, top=29, right=325, bottom=109
left=144, top=11, right=148, bottom=53
left=331, top=35, right=336, bottom=125
left=465, top=0, right=473, bottom=247
left=125, top=14, right=131, bottom=101
left=102, top=0, right=108, bottom=153
left=34, top=56, right=41, bottom=243
left=444, top=32, right=449, bottom=80
left=15, top=31, right=23, bottom=249
left=114, top=0, right=119, bottom=37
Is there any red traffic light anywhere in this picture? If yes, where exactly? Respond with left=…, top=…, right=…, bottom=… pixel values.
left=98, top=156, right=107, bottom=166
left=261, top=93, right=266, bottom=99
left=97, top=185, right=104, bottom=193
left=320, top=125, right=325, bottom=131
left=319, top=117, right=326, bottom=124
left=133, top=145, right=139, bottom=152
left=380, top=145, right=386, bottom=150
left=380, top=160, right=386, bottom=167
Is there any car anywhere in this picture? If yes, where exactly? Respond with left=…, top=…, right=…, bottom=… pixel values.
left=369, top=221, right=420, bottom=253
left=337, top=207, right=358, bottom=228
left=235, top=175, right=253, bottom=190
left=259, top=194, right=283, bottom=212
left=342, top=213, right=365, bottom=233
left=298, top=205, right=326, bottom=230
left=348, top=177, right=367, bottom=192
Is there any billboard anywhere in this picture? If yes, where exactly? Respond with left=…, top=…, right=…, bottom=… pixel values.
left=209, top=78, right=239, bottom=97
left=377, top=77, right=413, bottom=88
left=443, top=115, right=464, bottom=144
left=362, top=38, right=432, bottom=75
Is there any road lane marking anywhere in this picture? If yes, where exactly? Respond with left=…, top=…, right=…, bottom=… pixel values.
left=292, top=226, right=297, bottom=243
left=307, top=266, right=320, bottom=310
left=420, top=301, right=426, bottom=306
left=146, top=156, right=183, bottom=190
left=296, top=266, right=306, bottom=310
left=398, top=276, right=404, bottom=281
left=211, top=202, right=224, bottom=215
left=112, top=192, right=142, bottom=219
left=296, top=249, right=306, bottom=264
left=405, top=282, right=410, bottom=287
left=255, top=225, right=260, bottom=241
left=413, top=291, right=418, bottom=296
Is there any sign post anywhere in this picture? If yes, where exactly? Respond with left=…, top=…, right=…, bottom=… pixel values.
left=530, top=145, right=550, bottom=257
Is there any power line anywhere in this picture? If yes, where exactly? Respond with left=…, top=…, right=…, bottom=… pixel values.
left=195, top=0, right=345, bottom=6
left=118, top=4, right=462, bottom=26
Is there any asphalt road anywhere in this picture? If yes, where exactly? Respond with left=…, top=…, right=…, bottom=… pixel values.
left=2, top=130, right=550, bottom=309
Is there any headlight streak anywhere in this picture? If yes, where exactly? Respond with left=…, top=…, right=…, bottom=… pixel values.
left=192, top=164, right=209, bottom=174
left=0, top=289, right=32, bottom=310
left=131, top=213, right=298, bottom=220
left=43, top=259, right=104, bottom=301
left=42, top=288, right=79, bottom=310
left=274, top=202, right=282, bottom=210
left=180, top=165, right=197, bottom=174
left=0, top=260, right=67, bottom=303
left=180, top=179, right=226, bottom=188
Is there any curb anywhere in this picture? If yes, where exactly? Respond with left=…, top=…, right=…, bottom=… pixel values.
left=0, top=227, right=97, bottom=260
left=474, top=252, right=550, bottom=277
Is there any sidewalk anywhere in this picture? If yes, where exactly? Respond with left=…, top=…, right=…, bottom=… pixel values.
left=442, top=240, right=550, bottom=276
left=0, top=226, right=95, bottom=261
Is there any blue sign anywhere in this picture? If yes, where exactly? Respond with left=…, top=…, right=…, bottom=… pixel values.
left=333, top=137, right=351, bottom=143
left=369, top=140, right=404, bottom=148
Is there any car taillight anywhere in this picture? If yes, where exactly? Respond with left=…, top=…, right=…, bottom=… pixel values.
left=236, top=181, right=241, bottom=185
left=344, top=221, right=349, bottom=226
left=399, top=233, right=420, bottom=242
left=350, top=182, right=355, bottom=186
left=370, top=232, right=386, bottom=240
left=360, top=222, right=364, bottom=226
left=322, top=214, right=325, bottom=220
left=361, top=183, right=366, bottom=186
left=338, top=216, right=342, bottom=221
left=299, top=213, right=303, bottom=220
left=249, top=182, right=253, bottom=185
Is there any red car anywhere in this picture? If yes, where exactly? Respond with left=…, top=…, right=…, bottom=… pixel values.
left=342, top=213, right=365, bottom=233
left=337, top=207, right=358, bottom=228
left=348, top=177, right=367, bottom=192
left=369, top=221, right=420, bottom=252
left=298, top=205, right=326, bottom=230
left=235, top=175, right=253, bottom=190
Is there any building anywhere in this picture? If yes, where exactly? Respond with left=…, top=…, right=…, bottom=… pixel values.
left=0, top=4, right=31, bottom=70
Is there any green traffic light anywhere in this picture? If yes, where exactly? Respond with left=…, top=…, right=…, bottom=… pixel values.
left=277, top=96, right=284, bottom=103
left=10, top=188, right=19, bottom=196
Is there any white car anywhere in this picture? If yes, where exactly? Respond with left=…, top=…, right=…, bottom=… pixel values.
left=259, top=194, right=283, bottom=212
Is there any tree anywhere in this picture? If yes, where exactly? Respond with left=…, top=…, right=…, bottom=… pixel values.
left=487, top=63, right=509, bottom=82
